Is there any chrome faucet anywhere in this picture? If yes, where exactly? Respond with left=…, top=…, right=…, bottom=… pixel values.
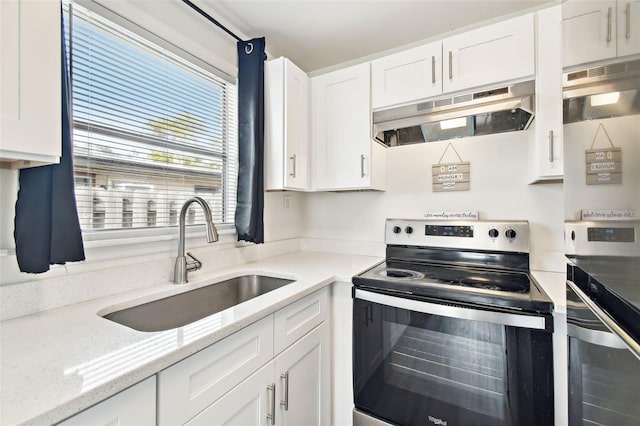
left=173, top=196, right=219, bottom=284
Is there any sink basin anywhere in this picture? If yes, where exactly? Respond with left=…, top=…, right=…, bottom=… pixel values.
left=103, top=275, right=295, bottom=332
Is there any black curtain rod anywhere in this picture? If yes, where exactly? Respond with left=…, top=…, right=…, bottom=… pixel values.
left=182, top=0, right=243, bottom=43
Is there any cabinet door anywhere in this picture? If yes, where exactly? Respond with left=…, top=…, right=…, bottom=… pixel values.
left=311, top=63, right=372, bottom=190
left=0, top=0, right=61, bottom=168
left=157, top=316, right=274, bottom=426
left=617, top=1, right=640, bottom=57
left=442, top=14, right=534, bottom=94
left=265, top=57, right=309, bottom=191
left=562, top=0, right=617, bottom=67
left=530, top=5, right=564, bottom=182
left=275, top=322, right=331, bottom=426
left=185, top=361, right=276, bottom=426
left=371, top=41, right=442, bottom=109
left=58, top=377, right=156, bottom=426
left=284, top=59, right=309, bottom=190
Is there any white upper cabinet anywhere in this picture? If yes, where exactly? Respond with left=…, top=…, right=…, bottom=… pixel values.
left=442, top=14, right=535, bottom=94
left=0, top=0, right=61, bottom=169
left=265, top=57, right=310, bottom=191
left=562, top=0, right=640, bottom=68
left=370, top=14, right=535, bottom=111
left=617, top=1, right=640, bottom=57
left=529, top=5, right=564, bottom=183
left=311, top=63, right=385, bottom=191
left=371, top=41, right=442, bottom=110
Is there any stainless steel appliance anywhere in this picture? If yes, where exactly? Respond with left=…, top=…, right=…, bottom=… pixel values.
left=562, top=59, right=640, bottom=124
left=352, top=219, right=554, bottom=426
left=565, top=221, right=640, bottom=426
left=373, top=81, right=535, bottom=146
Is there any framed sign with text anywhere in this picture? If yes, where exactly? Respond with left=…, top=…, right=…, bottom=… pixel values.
left=432, top=143, right=470, bottom=192
left=586, top=123, right=622, bottom=185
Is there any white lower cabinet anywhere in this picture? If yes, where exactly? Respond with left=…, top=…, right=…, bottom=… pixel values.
left=56, top=376, right=156, bottom=425
left=158, top=287, right=330, bottom=426
left=187, top=322, right=331, bottom=426
left=274, top=322, right=330, bottom=426
left=157, top=316, right=275, bottom=426
left=186, top=361, right=275, bottom=426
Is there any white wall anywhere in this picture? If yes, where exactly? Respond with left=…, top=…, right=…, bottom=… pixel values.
left=563, top=115, right=640, bottom=220
left=301, top=130, right=565, bottom=269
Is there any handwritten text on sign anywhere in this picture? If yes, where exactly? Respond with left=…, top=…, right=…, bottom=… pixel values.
left=586, top=147, right=622, bottom=185
left=432, top=162, right=470, bottom=192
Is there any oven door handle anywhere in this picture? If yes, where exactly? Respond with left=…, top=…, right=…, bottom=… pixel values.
left=354, top=289, right=547, bottom=330
left=567, top=280, right=640, bottom=360
left=567, top=322, right=628, bottom=349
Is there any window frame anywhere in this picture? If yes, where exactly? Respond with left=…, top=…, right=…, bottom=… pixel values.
left=65, top=0, right=239, bottom=255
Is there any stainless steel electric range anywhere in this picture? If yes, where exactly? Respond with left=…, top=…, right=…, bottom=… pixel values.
left=352, top=219, right=554, bottom=426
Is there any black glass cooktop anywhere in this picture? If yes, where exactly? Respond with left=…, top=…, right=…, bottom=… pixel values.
left=354, top=260, right=553, bottom=314
left=377, top=261, right=530, bottom=293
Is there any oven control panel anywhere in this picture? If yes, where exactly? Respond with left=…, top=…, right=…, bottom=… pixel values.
left=565, top=221, right=640, bottom=257
left=386, top=219, right=530, bottom=252
left=425, top=225, right=474, bottom=238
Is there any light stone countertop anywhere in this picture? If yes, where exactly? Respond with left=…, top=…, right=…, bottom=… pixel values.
left=0, top=250, right=567, bottom=426
left=0, top=251, right=383, bottom=426
left=531, top=270, right=567, bottom=314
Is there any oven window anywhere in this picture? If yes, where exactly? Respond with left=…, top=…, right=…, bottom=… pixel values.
left=353, top=298, right=553, bottom=426
left=569, top=333, right=640, bottom=426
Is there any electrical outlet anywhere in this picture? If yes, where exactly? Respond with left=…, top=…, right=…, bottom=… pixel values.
left=284, top=195, right=291, bottom=209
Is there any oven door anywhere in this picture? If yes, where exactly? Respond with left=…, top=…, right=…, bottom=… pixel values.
left=353, top=289, right=553, bottom=426
left=567, top=281, right=640, bottom=426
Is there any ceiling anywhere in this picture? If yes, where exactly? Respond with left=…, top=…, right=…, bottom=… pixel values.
left=199, top=0, right=554, bottom=73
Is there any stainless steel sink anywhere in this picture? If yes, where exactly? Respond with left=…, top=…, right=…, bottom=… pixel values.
left=103, top=275, right=295, bottom=332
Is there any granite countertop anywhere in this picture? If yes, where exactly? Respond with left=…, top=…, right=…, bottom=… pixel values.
left=0, top=251, right=383, bottom=426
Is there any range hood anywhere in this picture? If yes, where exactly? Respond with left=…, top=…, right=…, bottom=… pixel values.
left=373, top=81, right=535, bottom=147
left=563, top=59, right=640, bottom=124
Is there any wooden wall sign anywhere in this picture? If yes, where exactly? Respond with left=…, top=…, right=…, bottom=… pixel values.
left=432, top=143, right=470, bottom=192
left=586, top=123, right=622, bottom=185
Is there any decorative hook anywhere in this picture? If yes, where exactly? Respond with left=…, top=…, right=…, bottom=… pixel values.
left=245, top=43, right=254, bottom=54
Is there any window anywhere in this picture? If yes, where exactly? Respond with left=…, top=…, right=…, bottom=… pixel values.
left=63, top=2, right=237, bottom=233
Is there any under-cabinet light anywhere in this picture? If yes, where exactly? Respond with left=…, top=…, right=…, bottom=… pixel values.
left=590, top=92, right=620, bottom=107
left=439, top=117, right=468, bottom=130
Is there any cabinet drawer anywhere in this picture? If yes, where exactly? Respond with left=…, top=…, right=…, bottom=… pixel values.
left=57, top=376, right=156, bottom=426
left=158, top=315, right=274, bottom=426
left=274, top=287, right=329, bottom=354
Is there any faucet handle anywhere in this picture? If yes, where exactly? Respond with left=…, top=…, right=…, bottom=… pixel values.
left=185, top=252, right=202, bottom=272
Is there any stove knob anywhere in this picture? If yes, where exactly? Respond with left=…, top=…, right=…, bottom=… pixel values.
left=505, top=229, right=517, bottom=240
left=393, top=226, right=402, bottom=234
left=405, top=226, right=414, bottom=234
left=488, top=228, right=499, bottom=239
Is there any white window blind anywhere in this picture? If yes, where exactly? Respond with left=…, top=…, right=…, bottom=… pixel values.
left=63, top=2, right=237, bottom=233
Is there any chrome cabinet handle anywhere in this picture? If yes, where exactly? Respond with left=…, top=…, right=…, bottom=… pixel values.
left=626, top=3, right=631, bottom=39
left=280, top=372, right=289, bottom=411
left=267, top=383, right=276, bottom=425
left=360, top=154, right=366, bottom=178
left=448, top=51, right=453, bottom=79
left=548, top=130, right=554, bottom=163
left=289, top=154, right=296, bottom=177
left=431, top=56, right=436, bottom=84
left=607, top=6, right=612, bottom=42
